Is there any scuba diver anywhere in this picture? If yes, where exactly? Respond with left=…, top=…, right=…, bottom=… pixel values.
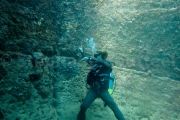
left=77, top=49, right=125, bottom=120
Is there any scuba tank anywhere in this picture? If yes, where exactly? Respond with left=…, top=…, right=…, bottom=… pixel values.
left=108, top=73, right=115, bottom=95
left=104, top=73, right=116, bottom=107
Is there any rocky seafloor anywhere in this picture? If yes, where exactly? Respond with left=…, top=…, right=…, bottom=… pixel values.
left=0, top=0, right=180, bottom=120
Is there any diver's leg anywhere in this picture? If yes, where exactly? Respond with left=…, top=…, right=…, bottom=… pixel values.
left=99, top=90, right=125, bottom=120
left=77, top=88, right=97, bottom=120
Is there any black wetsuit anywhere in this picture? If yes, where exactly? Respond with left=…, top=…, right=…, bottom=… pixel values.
left=77, top=58, right=125, bottom=120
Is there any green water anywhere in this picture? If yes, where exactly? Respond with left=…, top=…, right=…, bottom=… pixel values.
left=0, top=0, right=180, bottom=120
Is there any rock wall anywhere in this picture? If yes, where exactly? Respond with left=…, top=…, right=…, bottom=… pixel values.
left=1, top=0, right=179, bottom=79
left=0, top=0, right=180, bottom=120
left=0, top=51, right=81, bottom=120
left=81, top=0, right=180, bottom=80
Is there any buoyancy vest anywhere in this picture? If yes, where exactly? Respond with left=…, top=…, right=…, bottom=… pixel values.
left=86, top=63, right=114, bottom=91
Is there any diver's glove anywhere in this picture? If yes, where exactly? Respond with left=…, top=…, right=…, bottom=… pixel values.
left=81, top=57, right=105, bottom=65
left=78, top=42, right=83, bottom=53
left=78, top=47, right=83, bottom=53
left=81, top=57, right=90, bottom=61
left=81, top=57, right=101, bottom=63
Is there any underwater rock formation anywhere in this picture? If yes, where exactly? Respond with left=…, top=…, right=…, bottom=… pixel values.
left=0, top=0, right=180, bottom=120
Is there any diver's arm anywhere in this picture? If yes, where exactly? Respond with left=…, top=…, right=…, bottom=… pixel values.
left=81, top=57, right=112, bottom=67
left=90, top=58, right=112, bottom=67
left=81, top=57, right=93, bottom=65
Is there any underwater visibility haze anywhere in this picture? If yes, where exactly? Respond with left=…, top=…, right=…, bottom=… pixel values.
left=0, top=0, right=180, bottom=120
